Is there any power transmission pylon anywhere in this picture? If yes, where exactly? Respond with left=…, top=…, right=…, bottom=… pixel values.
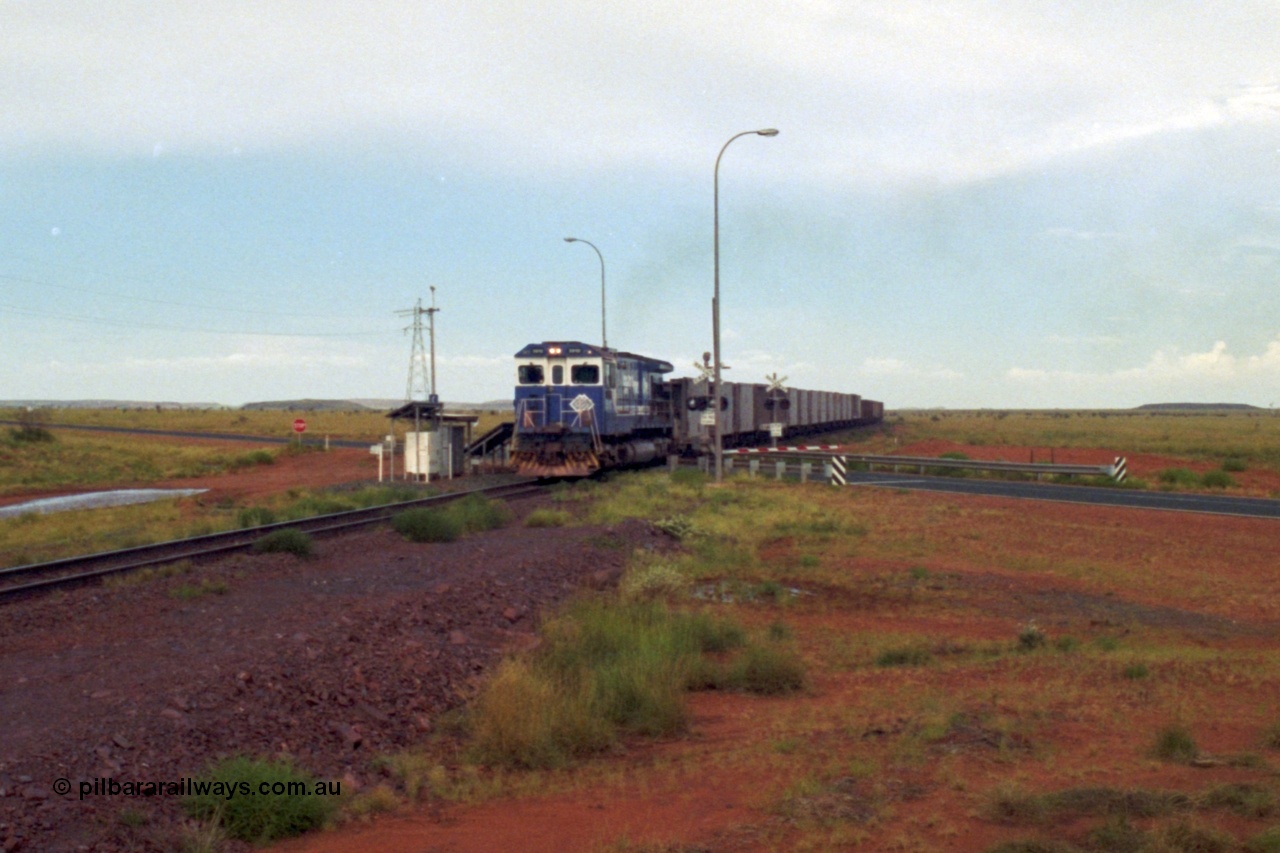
left=397, top=287, right=440, bottom=403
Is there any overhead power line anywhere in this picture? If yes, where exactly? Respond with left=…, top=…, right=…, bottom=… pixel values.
left=0, top=303, right=393, bottom=338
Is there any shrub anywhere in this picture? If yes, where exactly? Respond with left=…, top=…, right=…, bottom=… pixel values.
left=252, top=528, right=314, bottom=558
left=394, top=495, right=508, bottom=542
left=1199, top=783, right=1276, bottom=818
left=1158, top=467, right=1199, bottom=487
left=1199, top=470, right=1234, bottom=489
left=620, top=561, right=689, bottom=600
left=724, top=641, right=807, bottom=695
left=449, top=493, right=509, bottom=533
left=652, top=514, right=703, bottom=540
left=468, top=659, right=613, bottom=769
left=1262, top=720, right=1280, bottom=750
left=9, top=424, right=55, bottom=443
left=1122, top=663, right=1150, bottom=680
left=1053, top=636, right=1079, bottom=653
left=1247, top=828, right=1280, bottom=853
left=237, top=506, right=277, bottom=528
left=392, top=508, right=462, bottom=543
left=1222, top=458, right=1247, bottom=473
left=182, top=756, right=335, bottom=843
left=524, top=508, right=571, bottom=528
left=876, top=646, right=933, bottom=668
left=469, top=599, right=755, bottom=769
left=928, top=452, right=972, bottom=477
left=685, top=611, right=747, bottom=653
left=1087, top=815, right=1146, bottom=852
left=1158, top=820, right=1234, bottom=853
left=1017, top=623, right=1047, bottom=652
left=232, top=450, right=275, bottom=469
left=1152, top=725, right=1198, bottom=763
left=8, top=409, right=55, bottom=443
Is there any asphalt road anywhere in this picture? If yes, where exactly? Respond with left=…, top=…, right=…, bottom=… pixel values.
left=847, top=471, right=1280, bottom=519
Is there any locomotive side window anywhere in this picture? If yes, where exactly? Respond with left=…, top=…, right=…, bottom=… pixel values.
left=518, top=364, right=544, bottom=385
left=551, top=365, right=564, bottom=385
left=571, top=364, right=600, bottom=384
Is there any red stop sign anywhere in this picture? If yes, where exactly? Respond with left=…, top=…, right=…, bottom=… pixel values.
left=293, top=418, right=307, bottom=433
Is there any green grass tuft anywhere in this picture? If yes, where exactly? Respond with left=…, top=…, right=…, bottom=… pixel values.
left=723, top=640, right=807, bottom=695
left=1152, top=725, right=1199, bottom=763
left=875, top=646, right=933, bottom=668
left=468, top=598, right=758, bottom=769
left=237, top=506, right=277, bottom=528
left=182, top=756, right=335, bottom=843
left=1199, top=470, right=1234, bottom=489
left=524, top=508, right=571, bottom=528
left=392, top=507, right=462, bottom=542
left=1247, top=827, right=1280, bottom=853
left=1121, top=663, right=1150, bottom=680
left=393, top=495, right=508, bottom=543
left=1158, top=467, right=1199, bottom=487
left=252, top=528, right=314, bottom=558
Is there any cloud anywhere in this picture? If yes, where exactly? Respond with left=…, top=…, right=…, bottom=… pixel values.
left=1041, top=228, right=1122, bottom=241
left=861, top=357, right=962, bottom=380
left=1006, top=338, right=1280, bottom=397
left=4, top=2, right=1277, bottom=188
left=1044, top=334, right=1122, bottom=346
left=47, top=336, right=371, bottom=377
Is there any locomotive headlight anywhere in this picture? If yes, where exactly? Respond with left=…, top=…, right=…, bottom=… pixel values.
left=548, top=346, right=562, bottom=355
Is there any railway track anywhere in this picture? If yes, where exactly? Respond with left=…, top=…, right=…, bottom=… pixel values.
left=0, top=480, right=545, bottom=600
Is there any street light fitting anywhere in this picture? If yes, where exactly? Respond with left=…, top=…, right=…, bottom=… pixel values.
left=711, top=127, right=779, bottom=485
left=563, top=236, right=607, bottom=349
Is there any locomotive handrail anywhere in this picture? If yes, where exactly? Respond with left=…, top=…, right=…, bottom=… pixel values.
left=516, top=397, right=545, bottom=429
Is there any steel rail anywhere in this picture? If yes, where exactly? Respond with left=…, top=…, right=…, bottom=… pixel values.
left=0, top=480, right=544, bottom=601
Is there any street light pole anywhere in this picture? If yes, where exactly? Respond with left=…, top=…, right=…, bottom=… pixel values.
left=564, top=237, right=607, bottom=349
left=713, top=128, right=779, bottom=484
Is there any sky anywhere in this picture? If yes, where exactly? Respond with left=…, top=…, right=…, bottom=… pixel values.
left=2, top=1, right=1279, bottom=409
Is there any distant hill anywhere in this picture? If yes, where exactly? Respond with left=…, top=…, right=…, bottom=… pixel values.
left=1, top=400, right=227, bottom=410
left=240, top=399, right=378, bottom=412
left=1134, top=403, right=1264, bottom=411
left=242, top=398, right=513, bottom=412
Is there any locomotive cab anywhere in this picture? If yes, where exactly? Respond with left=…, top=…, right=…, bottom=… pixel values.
left=512, top=342, right=673, bottom=477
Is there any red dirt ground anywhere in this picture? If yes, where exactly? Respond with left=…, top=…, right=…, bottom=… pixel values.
left=3, top=437, right=1279, bottom=852
left=262, top=452, right=1280, bottom=853
left=0, top=443, right=382, bottom=510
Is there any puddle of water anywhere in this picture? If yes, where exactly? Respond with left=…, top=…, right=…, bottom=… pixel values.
left=0, top=489, right=208, bottom=519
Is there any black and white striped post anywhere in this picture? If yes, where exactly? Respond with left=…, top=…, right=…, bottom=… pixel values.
left=829, top=455, right=847, bottom=486
left=1111, top=457, right=1128, bottom=483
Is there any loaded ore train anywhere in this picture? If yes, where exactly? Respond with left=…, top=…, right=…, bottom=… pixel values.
left=511, top=341, right=883, bottom=477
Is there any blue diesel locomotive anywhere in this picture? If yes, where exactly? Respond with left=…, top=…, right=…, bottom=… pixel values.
left=511, top=340, right=885, bottom=477
left=512, top=342, right=676, bottom=476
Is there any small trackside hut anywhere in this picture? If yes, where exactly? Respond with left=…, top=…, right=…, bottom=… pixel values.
left=512, top=341, right=675, bottom=476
